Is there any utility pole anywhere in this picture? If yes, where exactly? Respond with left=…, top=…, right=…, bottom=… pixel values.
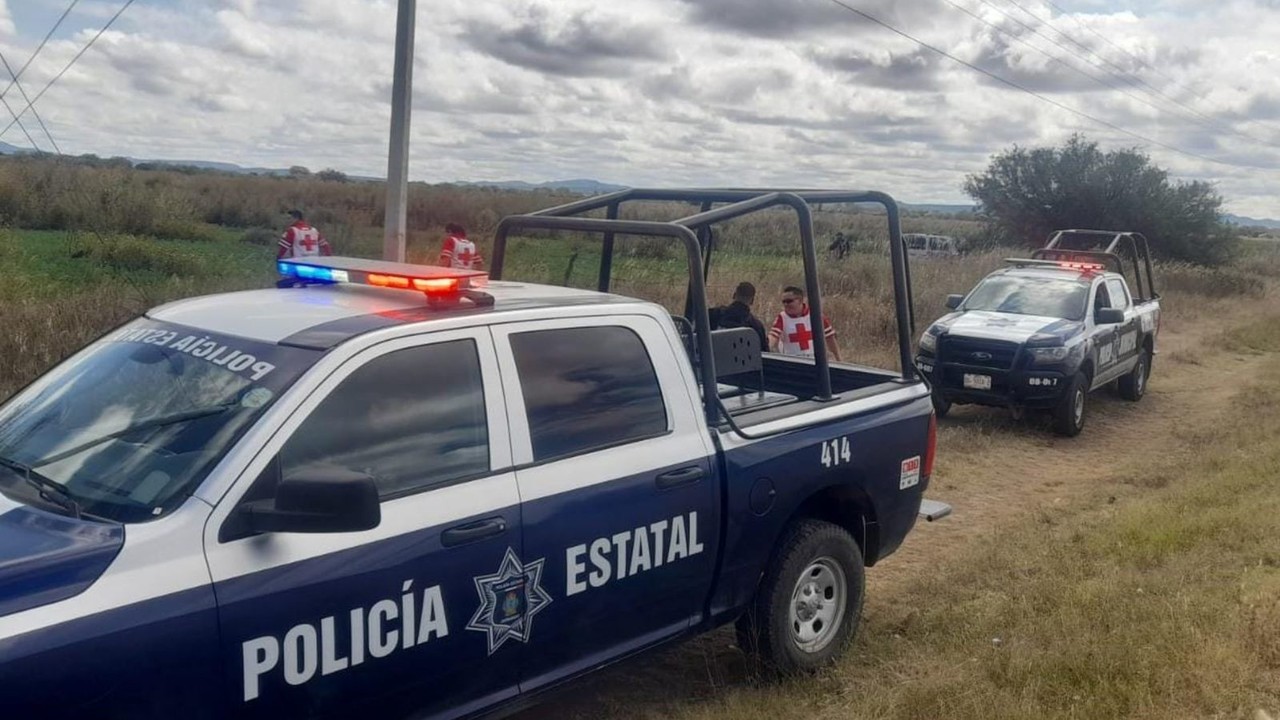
left=383, top=0, right=416, bottom=262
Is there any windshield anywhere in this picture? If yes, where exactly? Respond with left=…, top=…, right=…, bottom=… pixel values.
left=0, top=319, right=320, bottom=522
left=962, top=275, right=1090, bottom=321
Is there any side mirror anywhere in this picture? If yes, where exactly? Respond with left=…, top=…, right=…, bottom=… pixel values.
left=945, top=294, right=964, bottom=310
left=241, top=468, right=381, bottom=534
left=1096, top=308, right=1125, bottom=325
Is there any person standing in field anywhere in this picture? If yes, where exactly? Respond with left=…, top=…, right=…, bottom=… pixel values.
left=276, top=209, right=332, bottom=287
left=438, top=223, right=484, bottom=270
left=278, top=209, right=332, bottom=260
left=768, top=285, right=842, bottom=361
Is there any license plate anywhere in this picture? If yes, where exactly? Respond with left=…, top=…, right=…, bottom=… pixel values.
left=963, top=373, right=992, bottom=390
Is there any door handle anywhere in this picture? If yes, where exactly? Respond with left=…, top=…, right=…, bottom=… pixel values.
left=442, top=518, right=507, bottom=547
left=655, top=466, right=705, bottom=490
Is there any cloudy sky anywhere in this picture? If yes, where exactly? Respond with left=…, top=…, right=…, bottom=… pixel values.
left=2, top=0, right=1280, bottom=217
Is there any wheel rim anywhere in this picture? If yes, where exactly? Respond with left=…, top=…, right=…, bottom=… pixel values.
left=1073, top=388, right=1085, bottom=427
left=789, top=557, right=847, bottom=654
left=1136, top=359, right=1147, bottom=395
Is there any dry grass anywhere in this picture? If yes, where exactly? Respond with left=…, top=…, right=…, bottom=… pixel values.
left=524, top=312, right=1280, bottom=720
left=0, top=155, right=580, bottom=244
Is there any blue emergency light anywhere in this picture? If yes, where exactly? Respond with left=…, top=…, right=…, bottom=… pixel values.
left=278, top=262, right=350, bottom=284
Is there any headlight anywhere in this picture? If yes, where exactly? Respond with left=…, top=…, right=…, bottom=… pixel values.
left=1028, top=346, right=1069, bottom=364
left=919, top=332, right=937, bottom=353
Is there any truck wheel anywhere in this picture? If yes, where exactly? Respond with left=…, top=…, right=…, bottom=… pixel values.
left=735, top=519, right=865, bottom=674
left=1052, top=372, right=1088, bottom=437
left=931, top=391, right=951, bottom=418
left=1117, top=349, right=1151, bottom=401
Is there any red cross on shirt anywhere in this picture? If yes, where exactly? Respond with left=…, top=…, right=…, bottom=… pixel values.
left=788, top=322, right=814, bottom=350
left=298, top=233, right=317, bottom=252
left=457, top=247, right=474, bottom=266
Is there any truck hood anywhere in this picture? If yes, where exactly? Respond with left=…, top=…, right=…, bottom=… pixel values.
left=0, top=495, right=124, bottom=618
left=942, top=311, right=1081, bottom=344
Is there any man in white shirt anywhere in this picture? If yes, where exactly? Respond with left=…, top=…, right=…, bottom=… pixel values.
left=767, top=285, right=842, bottom=361
left=438, top=223, right=484, bottom=270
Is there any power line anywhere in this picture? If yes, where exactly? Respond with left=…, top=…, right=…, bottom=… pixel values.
left=0, top=0, right=152, bottom=307
left=994, top=0, right=1275, bottom=148
left=996, top=0, right=1145, bottom=85
left=0, top=93, right=41, bottom=151
left=0, top=49, right=61, bottom=153
left=820, top=0, right=1266, bottom=169
left=947, top=0, right=1280, bottom=151
left=1041, top=0, right=1186, bottom=91
left=0, top=0, right=136, bottom=140
left=1040, top=1, right=1280, bottom=138
left=0, top=0, right=82, bottom=103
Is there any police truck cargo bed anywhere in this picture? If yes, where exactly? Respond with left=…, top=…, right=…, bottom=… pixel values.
left=0, top=188, right=949, bottom=720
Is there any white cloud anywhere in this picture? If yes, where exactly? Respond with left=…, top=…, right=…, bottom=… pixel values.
left=0, top=1, right=14, bottom=40
left=0, top=0, right=1278, bottom=217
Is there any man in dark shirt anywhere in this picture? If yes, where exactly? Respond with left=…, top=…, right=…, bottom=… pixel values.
left=709, top=281, right=768, bottom=348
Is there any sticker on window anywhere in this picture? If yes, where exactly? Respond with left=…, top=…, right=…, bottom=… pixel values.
left=241, top=387, right=274, bottom=409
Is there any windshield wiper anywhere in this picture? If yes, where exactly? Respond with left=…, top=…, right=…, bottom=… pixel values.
left=0, top=455, right=82, bottom=518
left=30, top=404, right=239, bottom=470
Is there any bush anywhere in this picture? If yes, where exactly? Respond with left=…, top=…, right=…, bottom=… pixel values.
left=240, top=227, right=278, bottom=246
left=965, top=134, right=1238, bottom=265
left=1158, top=262, right=1266, bottom=299
left=66, top=233, right=202, bottom=277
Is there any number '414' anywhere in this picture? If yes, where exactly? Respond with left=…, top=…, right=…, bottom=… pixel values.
left=820, top=437, right=852, bottom=468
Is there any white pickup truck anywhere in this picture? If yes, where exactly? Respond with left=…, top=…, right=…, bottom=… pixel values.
left=0, top=189, right=950, bottom=720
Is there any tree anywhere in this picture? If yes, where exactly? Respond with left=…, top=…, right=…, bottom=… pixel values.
left=288, top=165, right=312, bottom=178
left=316, top=167, right=348, bottom=182
left=963, top=134, right=1236, bottom=265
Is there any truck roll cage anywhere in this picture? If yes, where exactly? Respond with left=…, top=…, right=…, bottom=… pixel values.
left=489, top=189, right=918, bottom=426
left=1031, top=229, right=1160, bottom=302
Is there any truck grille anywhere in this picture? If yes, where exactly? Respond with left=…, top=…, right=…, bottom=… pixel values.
left=939, top=337, right=1019, bottom=370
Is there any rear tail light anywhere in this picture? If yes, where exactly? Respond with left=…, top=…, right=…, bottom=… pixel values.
left=923, top=412, right=937, bottom=478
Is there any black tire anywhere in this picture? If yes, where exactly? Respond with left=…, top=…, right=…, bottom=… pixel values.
left=1052, top=371, right=1088, bottom=437
left=931, top=390, right=952, bottom=418
left=735, top=519, right=865, bottom=674
left=1117, top=348, right=1151, bottom=401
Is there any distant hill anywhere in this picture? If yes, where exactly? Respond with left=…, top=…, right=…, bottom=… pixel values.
left=135, top=159, right=292, bottom=176
left=900, top=202, right=975, bottom=215
left=457, top=178, right=630, bottom=194
left=1223, top=213, right=1280, bottom=229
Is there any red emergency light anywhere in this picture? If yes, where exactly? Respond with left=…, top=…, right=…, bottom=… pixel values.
left=1058, top=261, right=1105, bottom=271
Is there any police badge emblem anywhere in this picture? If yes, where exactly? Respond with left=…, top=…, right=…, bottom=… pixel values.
left=466, top=547, right=552, bottom=654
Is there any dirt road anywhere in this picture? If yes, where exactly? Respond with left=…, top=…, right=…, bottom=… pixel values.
left=514, top=308, right=1264, bottom=720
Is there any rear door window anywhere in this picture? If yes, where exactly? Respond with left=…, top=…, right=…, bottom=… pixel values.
left=508, top=326, right=668, bottom=462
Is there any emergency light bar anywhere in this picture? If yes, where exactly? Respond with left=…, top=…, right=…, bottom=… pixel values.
left=1028, top=248, right=1124, bottom=273
left=278, top=257, right=492, bottom=304
left=1004, top=258, right=1105, bottom=272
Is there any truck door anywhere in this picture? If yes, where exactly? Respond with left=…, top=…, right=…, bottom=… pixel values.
left=1090, top=280, right=1118, bottom=386
left=490, top=315, right=718, bottom=694
left=204, top=330, right=524, bottom=719
left=1106, top=278, right=1141, bottom=372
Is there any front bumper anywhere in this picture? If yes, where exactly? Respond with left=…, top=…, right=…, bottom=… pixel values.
left=918, top=353, right=1070, bottom=409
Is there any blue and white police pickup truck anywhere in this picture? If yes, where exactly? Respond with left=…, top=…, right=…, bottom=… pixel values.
left=0, top=190, right=948, bottom=719
left=916, top=230, right=1161, bottom=436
